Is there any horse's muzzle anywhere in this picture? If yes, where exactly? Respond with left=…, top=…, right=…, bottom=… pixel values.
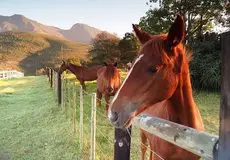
left=109, top=111, right=118, bottom=123
left=108, top=101, right=140, bottom=128
left=108, top=110, right=122, bottom=128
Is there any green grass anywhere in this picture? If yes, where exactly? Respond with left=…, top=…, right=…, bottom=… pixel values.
left=62, top=79, right=115, bottom=160
left=0, top=75, right=220, bottom=160
left=194, top=90, right=220, bottom=134
left=0, top=76, right=79, bottom=160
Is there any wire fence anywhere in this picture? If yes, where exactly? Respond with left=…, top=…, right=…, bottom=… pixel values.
left=46, top=68, right=162, bottom=160
left=47, top=67, right=218, bottom=160
left=48, top=68, right=112, bottom=159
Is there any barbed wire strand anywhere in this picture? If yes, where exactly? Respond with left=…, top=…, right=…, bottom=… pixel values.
left=126, top=127, right=165, bottom=160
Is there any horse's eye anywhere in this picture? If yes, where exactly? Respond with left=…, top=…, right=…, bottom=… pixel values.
left=147, top=66, right=158, bottom=74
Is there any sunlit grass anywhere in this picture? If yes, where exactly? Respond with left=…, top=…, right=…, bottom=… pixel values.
left=0, top=75, right=220, bottom=160
left=0, top=87, right=15, bottom=94
left=194, top=91, right=220, bottom=134
left=0, top=76, right=79, bottom=160
left=0, top=79, right=28, bottom=87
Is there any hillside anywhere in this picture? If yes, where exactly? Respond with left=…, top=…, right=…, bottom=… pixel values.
left=0, top=14, right=106, bottom=43
left=0, top=31, right=89, bottom=75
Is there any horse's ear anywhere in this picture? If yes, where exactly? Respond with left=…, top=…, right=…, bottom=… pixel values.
left=104, top=62, right=108, bottom=66
left=166, top=15, right=185, bottom=47
left=132, top=24, right=152, bottom=44
left=113, top=62, right=118, bottom=67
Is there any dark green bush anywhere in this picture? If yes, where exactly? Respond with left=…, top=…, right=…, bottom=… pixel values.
left=189, top=33, right=221, bottom=91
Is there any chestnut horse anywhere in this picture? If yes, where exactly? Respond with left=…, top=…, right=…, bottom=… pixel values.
left=108, top=15, right=204, bottom=160
left=58, top=61, right=103, bottom=91
left=97, top=62, right=121, bottom=114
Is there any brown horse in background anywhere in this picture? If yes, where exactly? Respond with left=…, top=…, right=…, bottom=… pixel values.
left=108, top=15, right=204, bottom=160
left=97, top=62, right=121, bottom=115
left=58, top=61, right=103, bottom=90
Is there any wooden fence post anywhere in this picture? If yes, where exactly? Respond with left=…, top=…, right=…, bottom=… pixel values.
left=90, top=93, right=97, bottom=160
left=53, top=72, right=55, bottom=89
left=68, top=80, right=71, bottom=120
left=61, top=76, right=64, bottom=109
left=53, top=71, right=55, bottom=89
left=47, top=68, right=50, bottom=81
left=62, top=78, right=65, bottom=110
left=57, top=72, right=62, bottom=105
left=114, top=127, right=132, bottom=160
left=50, top=69, right=53, bottom=88
left=46, top=67, right=50, bottom=80
left=53, top=72, right=56, bottom=92
left=54, top=72, right=57, bottom=91
left=65, top=79, right=69, bottom=118
left=79, top=85, right=84, bottom=154
left=73, top=85, right=77, bottom=134
left=216, top=31, right=230, bottom=160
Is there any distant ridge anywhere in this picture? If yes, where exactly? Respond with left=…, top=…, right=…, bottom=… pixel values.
left=0, top=32, right=89, bottom=75
left=0, top=14, right=111, bottom=43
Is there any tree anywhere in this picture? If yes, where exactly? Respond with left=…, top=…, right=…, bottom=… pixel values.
left=216, top=1, right=230, bottom=32
left=139, top=8, right=174, bottom=35
left=139, top=0, right=227, bottom=44
left=89, top=32, right=120, bottom=65
left=118, top=32, right=140, bottom=65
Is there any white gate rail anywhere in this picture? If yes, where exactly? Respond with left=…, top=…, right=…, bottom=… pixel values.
left=133, top=114, right=218, bottom=160
left=0, top=70, right=24, bottom=80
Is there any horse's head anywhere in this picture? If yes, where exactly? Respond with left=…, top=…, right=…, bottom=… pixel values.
left=109, top=15, right=186, bottom=128
left=103, top=61, right=120, bottom=95
left=59, top=60, right=68, bottom=74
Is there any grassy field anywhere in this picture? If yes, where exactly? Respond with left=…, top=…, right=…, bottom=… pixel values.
left=0, top=75, right=220, bottom=160
left=0, top=76, right=79, bottom=160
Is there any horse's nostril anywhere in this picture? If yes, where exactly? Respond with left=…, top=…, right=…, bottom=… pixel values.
left=111, top=111, right=118, bottom=122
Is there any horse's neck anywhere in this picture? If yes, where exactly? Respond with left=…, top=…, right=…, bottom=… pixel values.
left=170, top=66, right=204, bottom=130
left=68, top=63, right=81, bottom=75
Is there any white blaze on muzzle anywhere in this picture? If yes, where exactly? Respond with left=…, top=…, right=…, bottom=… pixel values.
left=108, top=54, right=144, bottom=120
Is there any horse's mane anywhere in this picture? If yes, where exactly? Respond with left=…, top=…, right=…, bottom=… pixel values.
left=68, top=63, right=82, bottom=68
left=104, top=65, right=119, bottom=80
left=139, top=34, right=192, bottom=66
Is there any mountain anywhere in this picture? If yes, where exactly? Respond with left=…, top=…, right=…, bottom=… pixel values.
left=60, top=23, right=102, bottom=43
left=0, top=14, right=106, bottom=43
left=0, top=31, right=89, bottom=75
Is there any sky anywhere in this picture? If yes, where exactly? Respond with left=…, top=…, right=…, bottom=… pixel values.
left=0, top=0, right=156, bottom=37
